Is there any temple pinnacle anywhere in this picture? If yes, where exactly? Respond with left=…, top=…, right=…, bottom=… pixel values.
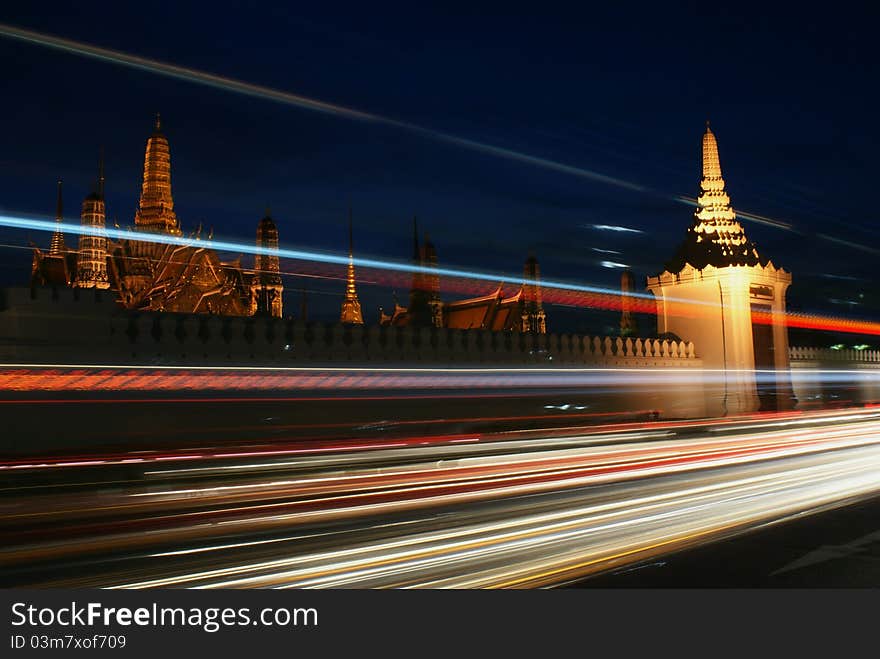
left=340, top=209, right=363, bottom=324
left=97, top=146, right=105, bottom=200
left=701, top=122, right=723, bottom=181
left=348, top=207, right=354, bottom=259
left=664, top=123, right=761, bottom=272
left=135, top=113, right=180, bottom=234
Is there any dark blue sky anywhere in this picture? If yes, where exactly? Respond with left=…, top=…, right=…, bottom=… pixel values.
left=1, top=2, right=878, bottom=335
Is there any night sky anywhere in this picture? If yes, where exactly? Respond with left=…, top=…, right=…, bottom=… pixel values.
left=1, top=3, right=878, bottom=340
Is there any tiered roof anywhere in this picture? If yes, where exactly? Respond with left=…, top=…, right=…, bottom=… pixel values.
left=664, top=123, right=766, bottom=273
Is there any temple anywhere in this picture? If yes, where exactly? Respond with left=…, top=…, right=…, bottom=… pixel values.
left=11, top=120, right=814, bottom=421
left=647, top=122, right=793, bottom=413
left=378, top=222, right=547, bottom=333
left=31, top=117, right=283, bottom=318
left=29, top=116, right=552, bottom=330
left=30, top=180, right=77, bottom=287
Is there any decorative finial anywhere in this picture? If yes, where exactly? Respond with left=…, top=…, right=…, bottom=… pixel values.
left=264, top=205, right=271, bottom=218
left=55, top=179, right=63, bottom=219
left=348, top=207, right=354, bottom=258
left=97, top=146, right=105, bottom=200
left=705, top=119, right=711, bottom=131
left=155, top=112, right=161, bottom=131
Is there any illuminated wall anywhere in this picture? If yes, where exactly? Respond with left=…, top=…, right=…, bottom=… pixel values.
left=648, top=263, right=792, bottom=415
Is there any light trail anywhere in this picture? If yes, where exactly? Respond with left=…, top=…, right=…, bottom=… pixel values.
left=2, top=406, right=870, bottom=475
left=675, top=196, right=794, bottom=231
left=0, top=212, right=658, bottom=301
left=0, top=22, right=818, bottom=238
left=116, top=443, right=880, bottom=588
left=6, top=210, right=879, bottom=335
left=2, top=410, right=879, bottom=587
left=0, top=364, right=877, bottom=393
left=590, top=224, right=644, bottom=233
left=0, top=23, right=645, bottom=194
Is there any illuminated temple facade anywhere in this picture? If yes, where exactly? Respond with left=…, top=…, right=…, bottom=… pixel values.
left=6, top=122, right=817, bottom=420
left=30, top=116, right=546, bottom=333
left=31, top=116, right=283, bottom=318
left=378, top=221, right=547, bottom=333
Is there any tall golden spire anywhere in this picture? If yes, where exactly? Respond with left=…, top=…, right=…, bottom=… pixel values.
left=340, top=208, right=364, bottom=325
left=696, top=121, right=737, bottom=224
left=701, top=120, right=721, bottom=178
left=252, top=210, right=283, bottom=318
left=665, top=123, right=762, bottom=271
left=48, top=179, right=66, bottom=255
left=134, top=113, right=180, bottom=235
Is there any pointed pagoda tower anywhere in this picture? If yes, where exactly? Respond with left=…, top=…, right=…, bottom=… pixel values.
left=134, top=114, right=181, bottom=235
left=407, top=217, right=441, bottom=327
left=647, top=123, right=793, bottom=414
left=422, top=233, right=443, bottom=327
left=408, top=216, right=426, bottom=320
left=74, top=153, right=110, bottom=289
left=49, top=180, right=67, bottom=255
left=252, top=209, right=283, bottom=318
left=521, top=255, right=547, bottom=334
left=340, top=210, right=364, bottom=325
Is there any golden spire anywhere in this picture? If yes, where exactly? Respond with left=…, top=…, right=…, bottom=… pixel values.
left=252, top=210, right=283, bottom=318
left=701, top=121, right=722, bottom=180
left=135, top=113, right=180, bottom=235
left=48, top=179, right=66, bottom=255
left=664, top=123, right=763, bottom=271
left=340, top=208, right=364, bottom=325
left=696, top=121, right=736, bottom=222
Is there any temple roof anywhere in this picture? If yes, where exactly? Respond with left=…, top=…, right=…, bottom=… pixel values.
left=31, top=249, right=76, bottom=287
left=664, top=123, right=767, bottom=273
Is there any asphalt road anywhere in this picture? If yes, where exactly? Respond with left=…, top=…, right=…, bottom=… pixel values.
left=578, top=493, right=880, bottom=587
